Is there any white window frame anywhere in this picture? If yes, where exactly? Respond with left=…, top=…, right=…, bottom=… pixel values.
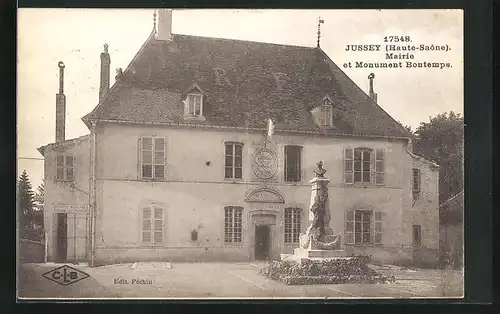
left=345, top=209, right=382, bottom=245
left=139, top=137, right=166, bottom=180
left=224, top=142, right=243, bottom=180
left=344, top=148, right=385, bottom=185
left=186, top=93, right=203, bottom=117
left=318, top=104, right=333, bottom=127
left=55, top=154, right=75, bottom=182
left=284, top=208, right=301, bottom=243
left=284, top=145, right=302, bottom=182
left=224, top=206, right=243, bottom=243
left=141, top=206, right=165, bottom=244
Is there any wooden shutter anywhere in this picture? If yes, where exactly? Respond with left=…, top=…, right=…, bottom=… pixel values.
left=141, top=137, right=153, bottom=179
left=154, top=138, right=165, bottom=179
left=56, top=155, right=65, bottom=180
left=138, top=138, right=142, bottom=179
left=374, top=211, right=382, bottom=244
left=142, top=208, right=152, bottom=243
left=66, top=156, right=74, bottom=181
left=344, top=148, right=354, bottom=184
left=375, top=149, right=384, bottom=185
left=284, top=146, right=288, bottom=181
left=345, top=210, right=354, bottom=244
left=153, top=207, right=163, bottom=243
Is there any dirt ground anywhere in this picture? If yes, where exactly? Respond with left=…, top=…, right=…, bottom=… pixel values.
left=17, top=262, right=464, bottom=300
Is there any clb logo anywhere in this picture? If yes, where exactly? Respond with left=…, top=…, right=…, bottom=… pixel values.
left=42, top=265, right=90, bottom=286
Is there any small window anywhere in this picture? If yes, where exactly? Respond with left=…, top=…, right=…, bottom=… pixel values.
left=284, top=145, right=302, bottom=182
left=224, top=206, right=243, bottom=243
left=413, top=169, right=421, bottom=193
left=225, top=143, right=243, bottom=179
left=140, top=137, right=166, bottom=180
left=284, top=208, right=301, bottom=243
left=56, top=155, right=74, bottom=181
left=141, top=206, right=164, bottom=244
left=186, top=94, right=203, bottom=117
left=319, top=104, right=333, bottom=127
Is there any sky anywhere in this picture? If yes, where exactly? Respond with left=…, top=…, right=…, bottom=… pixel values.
left=17, top=9, right=463, bottom=189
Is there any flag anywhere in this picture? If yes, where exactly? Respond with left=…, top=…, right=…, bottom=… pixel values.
left=267, top=118, right=275, bottom=138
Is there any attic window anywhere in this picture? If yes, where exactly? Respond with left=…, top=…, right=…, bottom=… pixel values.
left=186, top=94, right=203, bottom=117
left=319, top=104, right=333, bottom=127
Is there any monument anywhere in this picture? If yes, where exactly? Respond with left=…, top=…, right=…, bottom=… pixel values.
left=282, top=161, right=347, bottom=262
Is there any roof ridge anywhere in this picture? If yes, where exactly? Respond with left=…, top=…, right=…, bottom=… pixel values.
left=172, top=33, right=317, bottom=50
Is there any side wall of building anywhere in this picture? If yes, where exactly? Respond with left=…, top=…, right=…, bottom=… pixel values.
left=43, top=137, right=90, bottom=262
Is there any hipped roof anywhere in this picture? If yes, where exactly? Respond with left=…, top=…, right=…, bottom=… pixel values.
left=82, top=30, right=410, bottom=139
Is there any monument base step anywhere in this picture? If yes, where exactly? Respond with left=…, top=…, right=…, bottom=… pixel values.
left=294, top=247, right=347, bottom=258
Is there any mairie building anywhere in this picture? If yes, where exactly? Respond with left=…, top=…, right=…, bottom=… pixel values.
left=38, top=10, right=439, bottom=266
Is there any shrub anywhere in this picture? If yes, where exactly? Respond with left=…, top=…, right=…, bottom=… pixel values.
left=259, top=254, right=394, bottom=285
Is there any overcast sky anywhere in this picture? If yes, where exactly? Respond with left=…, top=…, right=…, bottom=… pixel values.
left=17, top=9, right=463, bottom=189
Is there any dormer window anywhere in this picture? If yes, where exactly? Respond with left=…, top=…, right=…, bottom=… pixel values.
left=311, top=97, right=334, bottom=128
left=183, top=83, right=206, bottom=121
left=319, top=103, right=333, bottom=127
left=187, top=94, right=203, bottom=117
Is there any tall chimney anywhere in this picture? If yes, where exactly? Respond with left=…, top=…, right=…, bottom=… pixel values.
left=55, top=61, right=66, bottom=143
left=368, top=73, right=378, bottom=103
left=99, top=43, right=111, bottom=102
left=156, top=9, right=173, bottom=41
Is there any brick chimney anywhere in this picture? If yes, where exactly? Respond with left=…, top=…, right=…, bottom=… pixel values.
left=156, top=9, right=173, bottom=41
left=55, top=61, right=66, bottom=143
left=368, top=73, right=378, bottom=103
left=99, top=43, right=111, bottom=102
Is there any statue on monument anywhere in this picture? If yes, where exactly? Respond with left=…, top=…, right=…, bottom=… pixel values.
left=299, top=161, right=341, bottom=250
left=309, top=161, right=328, bottom=241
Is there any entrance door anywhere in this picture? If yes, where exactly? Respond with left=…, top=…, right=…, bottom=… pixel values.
left=412, top=224, right=421, bottom=260
left=254, top=225, right=270, bottom=261
left=56, top=213, right=68, bottom=262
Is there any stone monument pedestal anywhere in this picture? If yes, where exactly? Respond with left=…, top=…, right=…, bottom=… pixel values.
left=280, top=163, right=349, bottom=264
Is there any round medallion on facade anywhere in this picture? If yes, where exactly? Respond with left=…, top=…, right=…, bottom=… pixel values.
left=253, top=148, right=278, bottom=180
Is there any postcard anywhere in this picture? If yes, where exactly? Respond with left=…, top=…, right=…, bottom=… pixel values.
left=17, top=8, right=464, bottom=300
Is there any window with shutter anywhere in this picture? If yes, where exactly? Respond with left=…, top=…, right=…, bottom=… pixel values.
left=140, top=137, right=166, bottom=180
left=55, top=154, right=75, bottom=181
left=345, top=209, right=382, bottom=245
left=141, top=206, right=164, bottom=244
left=284, top=145, right=302, bottom=182
left=345, top=148, right=384, bottom=185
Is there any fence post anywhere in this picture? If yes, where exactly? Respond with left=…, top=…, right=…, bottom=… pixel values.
left=44, top=232, right=48, bottom=263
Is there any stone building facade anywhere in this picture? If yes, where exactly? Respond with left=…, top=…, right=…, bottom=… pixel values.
left=38, top=10, right=439, bottom=266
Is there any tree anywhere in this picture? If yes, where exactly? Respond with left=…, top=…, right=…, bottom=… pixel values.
left=412, top=111, right=464, bottom=203
left=18, top=170, right=43, bottom=241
